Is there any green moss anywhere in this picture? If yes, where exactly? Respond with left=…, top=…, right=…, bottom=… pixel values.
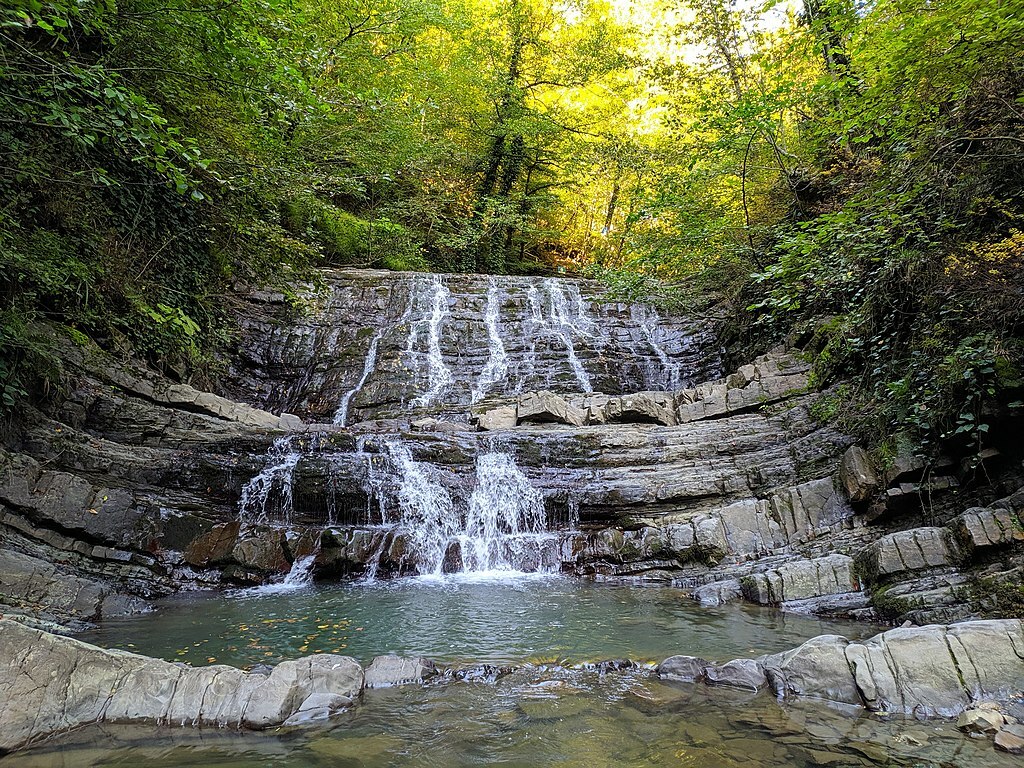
left=869, top=585, right=920, bottom=622
left=969, top=575, right=1024, bottom=620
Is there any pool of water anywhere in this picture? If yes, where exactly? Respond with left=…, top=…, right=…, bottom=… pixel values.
left=81, top=575, right=881, bottom=667
left=3, top=665, right=1017, bottom=768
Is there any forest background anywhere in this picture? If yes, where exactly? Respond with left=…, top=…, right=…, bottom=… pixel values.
left=2, top=0, right=1022, bottom=464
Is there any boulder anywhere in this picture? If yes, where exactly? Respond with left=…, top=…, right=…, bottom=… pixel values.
left=600, top=392, right=676, bottom=426
left=692, top=579, right=742, bottom=607
left=184, top=521, right=241, bottom=567
left=363, top=656, right=436, bottom=688
left=839, top=446, right=878, bottom=503
left=956, top=707, right=1004, bottom=735
left=762, top=619, right=1024, bottom=717
left=704, top=659, right=767, bottom=691
left=951, top=506, right=1022, bottom=555
left=516, top=391, right=587, bottom=427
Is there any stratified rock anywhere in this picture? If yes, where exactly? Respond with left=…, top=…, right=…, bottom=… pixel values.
left=363, top=656, right=437, bottom=689
left=0, top=549, right=147, bottom=626
left=600, top=392, right=677, bottom=426
left=656, top=655, right=709, bottom=683
left=995, top=723, right=1024, bottom=754
left=0, top=619, right=364, bottom=752
left=839, top=446, right=878, bottom=503
left=952, top=506, right=1022, bottom=556
left=761, top=619, right=1024, bottom=717
left=741, top=554, right=859, bottom=605
left=857, top=527, right=957, bottom=583
left=517, top=391, right=587, bottom=427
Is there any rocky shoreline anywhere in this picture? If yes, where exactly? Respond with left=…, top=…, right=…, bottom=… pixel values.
left=2, top=617, right=1023, bottom=755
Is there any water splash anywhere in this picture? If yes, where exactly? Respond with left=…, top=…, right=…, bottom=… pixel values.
left=374, top=440, right=461, bottom=576
left=408, top=277, right=453, bottom=407
left=631, top=304, right=682, bottom=390
left=471, top=280, right=509, bottom=403
left=362, top=440, right=559, bottom=577
left=239, top=436, right=301, bottom=526
left=231, top=553, right=316, bottom=597
left=460, top=451, right=553, bottom=572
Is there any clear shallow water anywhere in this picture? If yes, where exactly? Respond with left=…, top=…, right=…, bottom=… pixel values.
left=81, top=576, right=881, bottom=667
left=4, top=666, right=1018, bottom=768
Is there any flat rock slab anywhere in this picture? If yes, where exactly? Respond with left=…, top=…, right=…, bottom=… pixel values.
left=0, top=618, right=363, bottom=752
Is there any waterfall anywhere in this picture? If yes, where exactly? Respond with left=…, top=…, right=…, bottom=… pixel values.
left=460, top=451, right=551, bottom=572
left=334, top=326, right=387, bottom=426
left=632, top=304, right=682, bottom=390
left=471, top=280, right=510, bottom=403
left=363, top=439, right=558, bottom=576
left=239, top=435, right=301, bottom=526
left=373, top=440, right=462, bottom=576
left=408, top=277, right=453, bottom=407
left=543, top=278, right=593, bottom=392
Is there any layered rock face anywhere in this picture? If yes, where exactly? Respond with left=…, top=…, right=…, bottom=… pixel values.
left=656, top=618, right=1024, bottom=718
left=2, top=267, right=1023, bottom=633
left=217, top=269, right=721, bottom=423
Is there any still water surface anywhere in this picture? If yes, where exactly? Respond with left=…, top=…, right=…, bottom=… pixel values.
left=82, top=575, right=879, bottom=667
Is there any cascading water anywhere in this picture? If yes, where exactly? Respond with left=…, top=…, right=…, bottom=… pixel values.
left=334, top=326, right=387, bottom=426
left=233, top=272, right=701, bottom=583
left=362, top=439, right=558, bottom=576
left=543, top=278, right=594, bottom=392
left=239, top=435, right=301, bottom=526
left=631, top=304, right=682, bottom=390
left=460, top=451, right=555, bottom=573
left=407, top=276, right=453, bottom=407
left=471, top=280, right=510, bottom=403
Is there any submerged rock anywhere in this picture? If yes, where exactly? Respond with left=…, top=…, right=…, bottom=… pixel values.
left=363, top=655, right=437, bottom=688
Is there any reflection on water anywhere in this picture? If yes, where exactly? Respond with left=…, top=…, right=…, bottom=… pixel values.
left=81, top=576, right=880, bottom=667
left=3, top=666, right=1017, bottom=768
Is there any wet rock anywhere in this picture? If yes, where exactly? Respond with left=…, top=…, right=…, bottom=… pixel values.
left=0, top=619, right=365, bottom=751
left=995, top=723, right=1024, bottom=754
left=656, top=655, right=709, bottom=683
left=956, top=707, right=1004, bottom=734
left=692, top=579, right=742, bottom=607
left=517, top=391, right=587, bottom=427
left=230, top=530, right=290, bottom=575
left=839, top=446, right=878, bottom=503
left=183, top=521, right=240, bottom=567
left=363, top=655, right=436, bottom=688
left=705, top=659, right=767, bottom=691
left=477, top=405, right=517, bottom=431
left=762, top=619, right=1024, bottom=716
